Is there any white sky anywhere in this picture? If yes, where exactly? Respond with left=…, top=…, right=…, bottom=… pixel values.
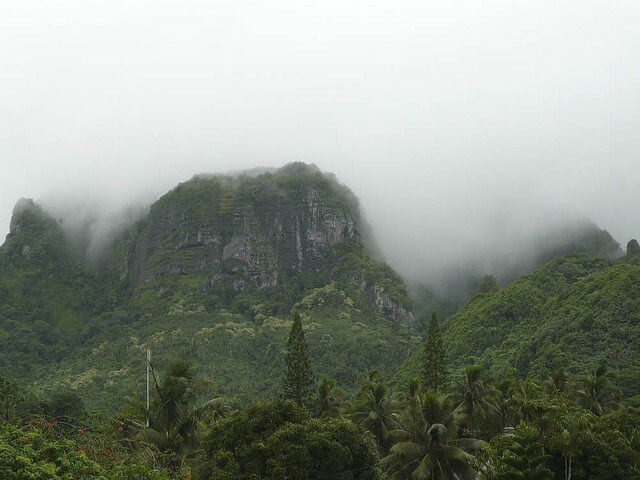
left=1, top=0, right=639, bottom=280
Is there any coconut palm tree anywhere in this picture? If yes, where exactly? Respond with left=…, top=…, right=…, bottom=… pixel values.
left=453, top=365, right=499, bottom=436
left=131, top=359, right=221, bottom=472
left=546, top=367, right=571, bottom=395
left=316, top=377, right=342, bottom=416
left=202, top=397, right=232, bottom=425
left=485, top=377, right=516, bottom=436
left=352, top=376, right=399, bottom=452
left=576, top=364, right=621, bottom=415
left=397, top=378, right=421, bottom=420
left=382, top=391, right=485, bottom=480
left=509, top=380, right=547, bottom=424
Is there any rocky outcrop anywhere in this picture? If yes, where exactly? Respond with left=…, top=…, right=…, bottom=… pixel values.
left=627, top=239, right=640, bottom=255
left=221, top=233, right=278, bottom=287
left=304, top=188, right=356, bottom=255
left=372, top=285, right=414, bottom=323
left=104, top=163, right=413, bottom=323
left=117, top=166, right=360, bottom=289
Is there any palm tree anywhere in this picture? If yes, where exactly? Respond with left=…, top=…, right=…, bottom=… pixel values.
left=509, top=380, right=547, bottom=424
left=398, top=378, right=421, bottom=416
left=316, top=377, right=342, bottom=416
left=576, top=364, right=621, bottom=415
left=392, top=391, right=458, bottom=446
left=546, top=368, right=571, bottom=395
left=352, top=376, right=399, bottom=452
left=485, top=377, right=515, bottom=436
left=453, top=365, right=499, bottom=436
left=203, top=397, right=232, bottom=425
left=382, top=391, right=485, bottom=480
left=131, top=359, right=220, bottom=472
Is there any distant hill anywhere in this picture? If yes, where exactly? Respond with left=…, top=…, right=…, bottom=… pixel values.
left=397, top=250, right=640, bottom=403
left=421, top=219, right=623, bottom=304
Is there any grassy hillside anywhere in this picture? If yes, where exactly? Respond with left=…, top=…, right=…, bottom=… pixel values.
left=397, top=252, right=640, bottom=402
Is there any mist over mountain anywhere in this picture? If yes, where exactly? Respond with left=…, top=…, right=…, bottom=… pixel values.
left=2, top=1, right=640, bottom=298
left=5, top=164, right=627, bottom=308
left=1, top=162, right=637, bottom=410
left=3, top=2, right=640, bottom=477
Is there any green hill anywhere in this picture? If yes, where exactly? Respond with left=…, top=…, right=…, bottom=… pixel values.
left=0, top=199, right=100, bottom=374
left=0, top=164, right=417, bottom=410
left=397, top=251, right=640, bottom=402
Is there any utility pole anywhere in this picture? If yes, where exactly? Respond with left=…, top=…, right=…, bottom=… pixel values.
left=146, top=349, right=151, bottom=428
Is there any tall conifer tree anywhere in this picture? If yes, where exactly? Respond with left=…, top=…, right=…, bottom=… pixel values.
left=423, top=312, right=445, bottom=391
left=283, top=311, right=313, bottom=404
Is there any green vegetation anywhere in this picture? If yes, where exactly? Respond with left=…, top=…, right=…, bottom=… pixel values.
left=0, top=164, right=416, bottom=409
left=0, top=199, right=99, bottom=376
left=495, top=423, right=553, bottom=480
left=282, top=311, right=314, bottom=404
left=2, top=341, right=640, bottom=478
left=398, top=253, right=640, bottom=403
left=0, top=424, right=107, bottom=480
left=380, top=389, right=485, bottom=479
left=195, top=400, right=381, bottom=479
left=1, top=164, right=640, bottom=477
left=422, top=313, right=445, bottom=391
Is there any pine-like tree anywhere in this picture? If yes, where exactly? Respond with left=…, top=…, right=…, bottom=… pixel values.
left=283, top=311, right=314, bottom=404
left=423, top=312, right=445, bottom=391
left=496, top=423, right=553, bottom=480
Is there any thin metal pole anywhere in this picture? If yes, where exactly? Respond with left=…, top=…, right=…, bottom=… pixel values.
left=146, top=349, right=151, bottom=428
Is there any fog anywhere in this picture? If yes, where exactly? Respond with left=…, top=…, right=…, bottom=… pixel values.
left=1, top=1, right=639, bottom=290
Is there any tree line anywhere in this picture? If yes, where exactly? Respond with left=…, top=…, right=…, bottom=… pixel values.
left=1, top=310, right=639, bottom=479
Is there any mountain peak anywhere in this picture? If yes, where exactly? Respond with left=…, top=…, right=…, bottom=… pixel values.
left=1, top=198, right=70, bottom=266
left=104, top=164, right=410, bottom=323
left=8, top=198, right=50, bottom=235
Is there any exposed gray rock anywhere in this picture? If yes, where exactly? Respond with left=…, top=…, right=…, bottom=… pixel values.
left=371, top=285, right=414, bottom=323
left=108, top=165, right=411, bottom=322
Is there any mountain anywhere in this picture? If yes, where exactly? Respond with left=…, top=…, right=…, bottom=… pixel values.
left=0, top=199, right=99, bottom=369
left=0, top=163, right=416, bottom=410
left=397, top=247, right=640, bottom=403
left=420, top=219, right=623, bottom=305
left=1, top=162, right=636, bottom=411
left=101, top=162, right=412, bottom=322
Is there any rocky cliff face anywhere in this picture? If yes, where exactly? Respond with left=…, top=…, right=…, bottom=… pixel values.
left=107, top=163, right=412, bottom=322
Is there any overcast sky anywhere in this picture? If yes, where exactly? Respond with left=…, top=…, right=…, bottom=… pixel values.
left=1, top=1, right=639, bottom=281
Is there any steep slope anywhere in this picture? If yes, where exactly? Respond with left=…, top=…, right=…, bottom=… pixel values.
left=398, top=250, right=640, bottom=401
left=0, top=199, right=99, bottom=375
left=0, top=164, right=417, bottom=410
left=103, top=162, right=412, bottom=322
